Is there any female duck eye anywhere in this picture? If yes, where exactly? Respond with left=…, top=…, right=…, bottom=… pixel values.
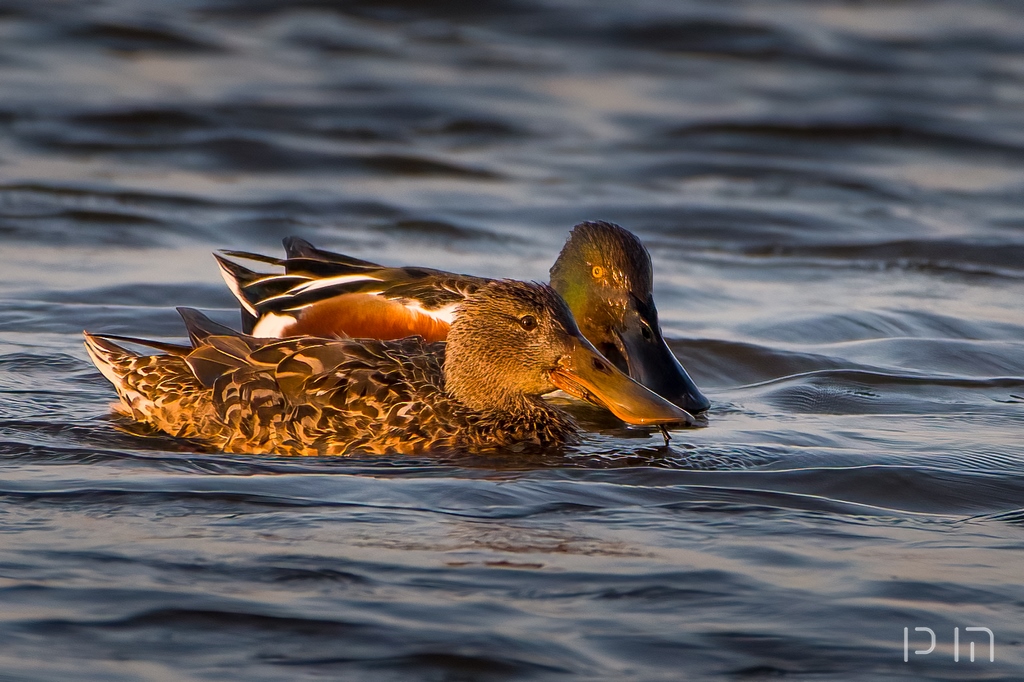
left=591, top=265, right=604, bottom=279
left=518, top=315, right=538, bottom=331
left=641, top=322, right=653, bottom=341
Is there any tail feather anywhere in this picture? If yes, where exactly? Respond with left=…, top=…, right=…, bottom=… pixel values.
left=214, top=253, right=308, bottom=332
left=83, top=332, right=154, bottom=418
left=176, top=307, right=242, bottom=345
left=281, top=236, right=320, bottom=259
left=282, top=236, right=383, bottom=273
left=214, top=253, right=264, bottom=330
left=83, top=332, right=137, bottom=386
left=214, top=253, right=267, bottom=292
left=217, top=238, right=391, bottom=335
left=86, top=333, right=191, bottom=356
left=218, top=249, right=285, bottom=267
left=85, top=316, right=244, bottom=426
left=85, top=311, right=252, bottom=390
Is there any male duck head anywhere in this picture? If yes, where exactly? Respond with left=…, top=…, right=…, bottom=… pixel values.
left=444, top=280, right=694, bottom=427
left=548, top=221, right=711, bottom=415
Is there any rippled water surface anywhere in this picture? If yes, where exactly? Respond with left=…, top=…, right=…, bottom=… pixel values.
left=2, top=1, right=1023, bottom=679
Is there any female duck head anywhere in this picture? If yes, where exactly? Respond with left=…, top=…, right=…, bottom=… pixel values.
left=548, top=221, right=710, bottom=415
left=443, top=280, right=693, bottom=426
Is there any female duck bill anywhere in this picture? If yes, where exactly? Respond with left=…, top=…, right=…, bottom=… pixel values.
left=549, top=334, right=695, bottom=427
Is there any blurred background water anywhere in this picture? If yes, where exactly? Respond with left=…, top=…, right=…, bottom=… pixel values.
left=1, top=1, right=1023, bottom=680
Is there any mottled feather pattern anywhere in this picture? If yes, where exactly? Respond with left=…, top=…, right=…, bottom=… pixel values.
left=86, top=323, right=577, bottom=457
left=85, top=342, right=220, bottom=442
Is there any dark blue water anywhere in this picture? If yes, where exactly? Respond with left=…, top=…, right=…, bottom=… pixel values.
left=1, top=1, right=1023, bottom=679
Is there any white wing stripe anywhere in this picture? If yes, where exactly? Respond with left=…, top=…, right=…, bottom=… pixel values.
left=403, top=301, right=459, bottom=324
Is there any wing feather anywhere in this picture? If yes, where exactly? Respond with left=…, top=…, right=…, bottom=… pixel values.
left=217, top=238, right=490, bottom=341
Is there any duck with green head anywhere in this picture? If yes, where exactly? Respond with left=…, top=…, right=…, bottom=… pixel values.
left=217, top=220, right=711, bottom=416
left=548, top=221, right=709, bottom=414
left=84, top=281, right=693, bottom=456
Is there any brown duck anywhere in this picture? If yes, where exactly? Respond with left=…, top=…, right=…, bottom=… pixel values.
left=84, top=281, right=693, bottom=456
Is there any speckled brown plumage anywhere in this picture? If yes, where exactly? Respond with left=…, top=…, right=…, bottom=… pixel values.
left=87, top=329, right=584, bottom=456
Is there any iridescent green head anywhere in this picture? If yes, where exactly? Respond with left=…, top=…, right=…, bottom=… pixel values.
left=548, top=221, right=710, bottom=414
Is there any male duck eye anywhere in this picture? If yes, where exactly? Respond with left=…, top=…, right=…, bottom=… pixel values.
left=518, top=315, right=538, bottom=331
left=591, top=265, right=604, bottom=279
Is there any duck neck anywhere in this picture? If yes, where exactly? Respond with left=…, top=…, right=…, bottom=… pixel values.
left=457, top=392, right=579, bottom=450
left=443, top=358, right=530, bottom=415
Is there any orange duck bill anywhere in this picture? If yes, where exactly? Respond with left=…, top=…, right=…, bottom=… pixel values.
left=550, top=336, right=695, bottom=427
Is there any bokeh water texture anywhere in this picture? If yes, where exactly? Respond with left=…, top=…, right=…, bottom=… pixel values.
left=1, top=1, right=1023, bottom=680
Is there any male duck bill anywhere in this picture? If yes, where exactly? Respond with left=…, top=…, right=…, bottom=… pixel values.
left=84, top=281, right=694, bottom=457
left=217, top=221, right=711, bottom=415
